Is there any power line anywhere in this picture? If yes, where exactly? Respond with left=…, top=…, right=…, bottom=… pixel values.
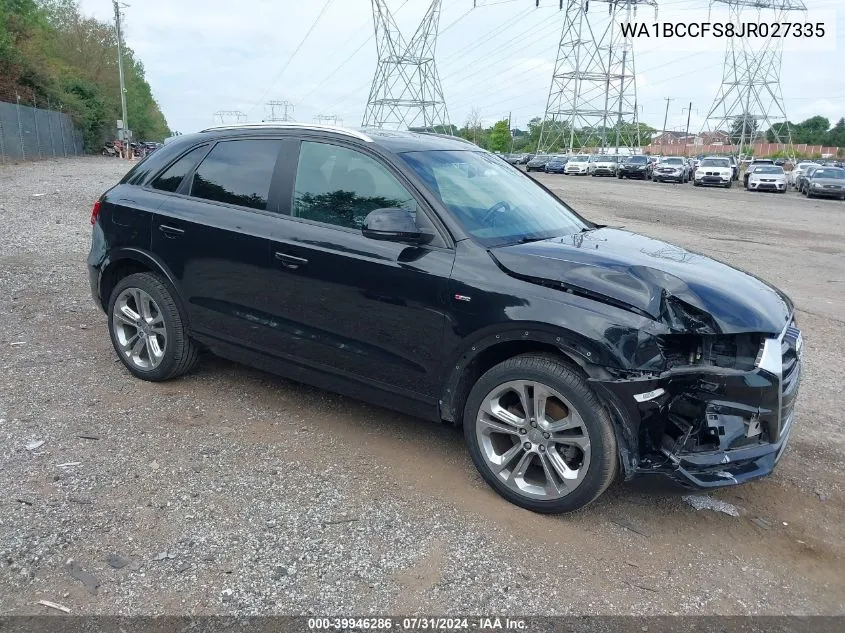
left=249, top=0, right=333, bottom=116
left=296, top=0, right=413, bottom=109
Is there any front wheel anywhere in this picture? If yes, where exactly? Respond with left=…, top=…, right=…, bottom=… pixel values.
left=463, top=354, right=618, bottom=514
left=107, top=272, right=199, bottom=381
left=726, top=180, right=732, bottom=189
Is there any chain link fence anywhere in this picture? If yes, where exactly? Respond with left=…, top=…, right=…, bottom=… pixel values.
left=0, top=99, right=85, bottom=163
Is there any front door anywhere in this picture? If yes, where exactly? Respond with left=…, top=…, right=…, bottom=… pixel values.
left=265, top=139, right=455, bottom=400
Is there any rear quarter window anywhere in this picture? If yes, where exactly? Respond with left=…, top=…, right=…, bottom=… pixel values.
left=150, top=145, right=209, bottom=192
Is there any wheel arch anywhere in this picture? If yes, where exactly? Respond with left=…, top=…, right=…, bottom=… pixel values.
left=98, top=249, right=187, bottom=323
left=438, top=326, right=617, bottom=424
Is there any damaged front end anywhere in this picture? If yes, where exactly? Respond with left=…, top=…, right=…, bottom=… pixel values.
left=592, top=318, right=802, bottom=488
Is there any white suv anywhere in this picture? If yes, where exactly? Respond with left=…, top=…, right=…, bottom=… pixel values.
left=693, top=157, right=733, bottom=188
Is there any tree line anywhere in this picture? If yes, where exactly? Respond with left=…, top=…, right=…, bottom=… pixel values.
left=0, top=0, right=170, bottom=150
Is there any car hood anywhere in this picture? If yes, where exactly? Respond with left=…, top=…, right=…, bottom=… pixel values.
left=490, top=228, right=792, bottom=335
left=810, top=177, right=845, bottom=186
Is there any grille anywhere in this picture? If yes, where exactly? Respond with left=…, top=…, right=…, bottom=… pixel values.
left=780, top=322, right=801, bottom=427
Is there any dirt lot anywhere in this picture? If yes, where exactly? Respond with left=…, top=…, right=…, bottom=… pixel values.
left=1, top=157, right=843, bottom=615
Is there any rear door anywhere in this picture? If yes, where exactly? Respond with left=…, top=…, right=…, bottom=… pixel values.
left=149, top=137, right=291, bottom=348
left=263, top=138, right=455, bottom=400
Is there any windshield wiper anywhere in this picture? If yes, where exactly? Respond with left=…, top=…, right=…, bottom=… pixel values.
left=516, top=235, right=550, bottom=244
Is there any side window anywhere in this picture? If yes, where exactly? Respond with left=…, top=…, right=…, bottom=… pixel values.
left=293, top=141, right=420, bottom=230
left=190, top=139, right=282, bottom=210
left=151, top=145, right=208, bottom=192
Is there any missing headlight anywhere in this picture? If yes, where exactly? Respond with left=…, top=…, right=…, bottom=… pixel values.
left=704, top=334, right=763, bottom=371
left=658, top=333, right=763, bottom=371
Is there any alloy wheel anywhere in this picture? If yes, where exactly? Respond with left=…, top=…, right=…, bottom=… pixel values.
left=475, top=380, right=591, bottom=500
left=111, top=287, right=167, bottom=370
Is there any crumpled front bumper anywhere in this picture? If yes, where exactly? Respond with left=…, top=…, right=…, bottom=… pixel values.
left=590, top=326, right=801, bottom=489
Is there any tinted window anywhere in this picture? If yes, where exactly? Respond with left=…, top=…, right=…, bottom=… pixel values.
left=293, top=141, right=419, bottom=230
left=663, top=158, right=684, bottom=165
left=701, top=158, right=730, bottom=167
left=151, top=145, right=208, bottom=192
left=627, top=156, right=648, bottom=163
left=755, top=166, right=783, bottom=174
left=191, top=140, right=282, bottom=210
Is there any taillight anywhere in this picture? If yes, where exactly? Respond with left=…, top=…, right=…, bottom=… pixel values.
left=90, top=200, right=102, bottom=225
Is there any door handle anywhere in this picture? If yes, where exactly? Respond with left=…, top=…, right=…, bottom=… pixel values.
left=159, top=225, right=185, bottom=238
left=275, top=252, right=308, bottom=270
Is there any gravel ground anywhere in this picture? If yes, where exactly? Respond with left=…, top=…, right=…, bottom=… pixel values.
left=0, top=157, right=843, bottom=616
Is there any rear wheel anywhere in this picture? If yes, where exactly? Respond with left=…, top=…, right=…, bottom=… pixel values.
left=107, top=272, right=199, bottom=381
left=463, top=354, right=617, bottom=514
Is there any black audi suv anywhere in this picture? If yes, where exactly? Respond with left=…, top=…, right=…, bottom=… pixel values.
left=88, top=124, right=801, bottom=513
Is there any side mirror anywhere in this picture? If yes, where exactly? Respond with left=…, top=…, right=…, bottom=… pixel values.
left=362, top=208, right=433, bottom=245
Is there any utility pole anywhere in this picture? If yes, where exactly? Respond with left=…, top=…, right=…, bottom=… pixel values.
left=682, top=102, right=693, bottom=156
left=113, top=1, right=130, bottom=159
left=662, top=97, right=673, bottom=152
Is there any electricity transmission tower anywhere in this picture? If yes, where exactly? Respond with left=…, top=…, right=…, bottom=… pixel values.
left=314, top=114, right=343, bottom=127
left=265, top=100, right=295, bottom=122
left=212, top=110, right=247, bottom=125
left=538, top=0, right=657, bottom=154
left=701, top=0, right=805, bottom=157
left=362, top=0, right=450, bottom=130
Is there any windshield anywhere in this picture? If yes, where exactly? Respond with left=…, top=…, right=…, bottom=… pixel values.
left=812, top=168, right=845, bottom=179
left=627, top=156, right=648, bottom=163
left=599, top=156, right=618, bottom=162
left=571, top=155, right=589, bottom=162
left=700, top=158, right=729, bottom=167
left=755, top=166, right=783, bottom=174
left=400, top=150, right=589, bottom=247
left=662, top=158, right=684, bottom=165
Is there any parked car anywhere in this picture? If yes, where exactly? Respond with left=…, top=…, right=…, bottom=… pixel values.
left=743, top=159, right=775, bottom=188
left=617, top=155, right=652, bottom=179
left=544, top=155, right=569, bottom=174
left=652, top=156, right=690, bottom=183
left=518, top=153, right=533, bottom=165
left=590, top=155, right=618, bottom=177
left=802, top=166, right=845, bottom=199
left=795, top=164, right=822, bottom=193
left=502, top=153, right=522, bottom=166
left=692, top=156, right=733, bottom=189
left=789, top=161, right=819, bottom=188
left=693, top=156, right=733, bottom=188
left=746, top=165, right=787, bottom=193
left=525, top=154, right=551, bottom=172
left=564, top=154, right=591, bottom=175
left=88, top=123, right=802, bottom=514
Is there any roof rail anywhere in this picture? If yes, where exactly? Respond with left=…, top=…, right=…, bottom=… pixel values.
left=416, top=131, right=477, bottom=146
left=199, top=122, right=373, bottom=143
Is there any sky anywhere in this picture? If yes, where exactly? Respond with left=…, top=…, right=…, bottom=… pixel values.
left=78, top=0, right=845, bottom=136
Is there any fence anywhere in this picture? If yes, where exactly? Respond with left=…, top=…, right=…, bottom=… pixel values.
left=0, top=100, right=85, bottom=163
left=645, top=142, right=842, bottom=158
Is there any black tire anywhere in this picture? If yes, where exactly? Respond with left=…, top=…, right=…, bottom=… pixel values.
left=463, top=354, right=618, bottom=514
left=726, top=180, right=732, bottom=189
left=694, top=181, right=700, bottom=187
left=107, top=272, right=199, bottom=382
